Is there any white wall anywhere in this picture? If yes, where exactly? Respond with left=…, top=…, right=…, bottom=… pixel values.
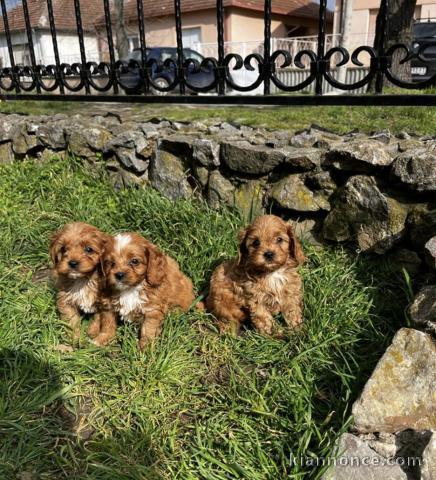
left=0, top=30, right=99, bottom=68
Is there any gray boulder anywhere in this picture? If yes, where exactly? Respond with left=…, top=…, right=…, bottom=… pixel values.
left=149, top=147, right=192, bottom=201
left=270, top=174, right=330, bottom=212
left=352, top=328, right=436, bottom=433
left=11, top=124, right=41, bottom=155
left=390, top=149, right=436, bottom=192
left=323, top=176, right=407, bottom=254
left=221, top=141, right=284, bottom=174
left=281, top=147, right=322, bottom=171
left=321, top=433, right=407, bottom=480
left=234, top=180, right=265, bottom=219
left=324, top=139, right=393, bottom=171
left=421, top=432, right=436, bottom=480
left=0, top=142, right=14, bottom=164
left=410, top=286, right=436, bottom=333
left=290, top=127, right=341, bottom=149
left=192, top=138, right=220, bottom=167
left=207, top=170, right=235, bottom=209
left=425, top=236, right=436, bottom=269
left=114, top=148, right=148, bottom=174
left=67, top=125, right=112, bottom=158
left=37, top=122, right=66, bottom=150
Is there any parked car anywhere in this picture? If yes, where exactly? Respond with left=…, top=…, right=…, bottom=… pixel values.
left=411, top=21, right=436, bottom=82
left=119, top=47, right=216, bottom=94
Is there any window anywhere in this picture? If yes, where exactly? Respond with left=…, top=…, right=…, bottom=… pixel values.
left=182, top=27, right=201, bottom=48
left=128, top=36, right=140, bottom=52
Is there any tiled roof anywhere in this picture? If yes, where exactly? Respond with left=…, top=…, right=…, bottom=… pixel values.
left=97, top=0, right=332, bottom=26
left=0, top=0, right=103, bottom=33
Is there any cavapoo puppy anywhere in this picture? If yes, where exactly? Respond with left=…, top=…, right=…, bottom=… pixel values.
left=103, top=232, right=195, bottom=350
left=50, top=222, right=115, bottom=346
left=206, top=215, right=305, bottom=336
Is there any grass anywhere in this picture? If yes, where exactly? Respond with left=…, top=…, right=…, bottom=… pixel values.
left=1, top=98, right=436, bottom=135
left=0, top=156, right=410, bottom=479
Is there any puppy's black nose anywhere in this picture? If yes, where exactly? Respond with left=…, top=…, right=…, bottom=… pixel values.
left=115, top=271, right=125, bottom=280
left=264, top=251, right=275, bottom=261
left=68, top=260, right=79, bottom=269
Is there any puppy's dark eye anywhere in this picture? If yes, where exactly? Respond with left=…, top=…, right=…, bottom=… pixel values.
left=130, top=258, right=139, bottom=266
left=276, top=237, right=284, bottom=244
left=252, top=239, right=260, bottom=248
left=60, top=246, right=67, bottom=254
left=84, top=246, right=94, bottom=254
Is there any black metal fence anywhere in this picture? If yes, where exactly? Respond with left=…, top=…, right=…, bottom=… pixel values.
left=0, top=0, right=435, bottom=105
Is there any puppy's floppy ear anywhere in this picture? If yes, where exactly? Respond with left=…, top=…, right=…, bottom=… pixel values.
left=237, top=227, right=249, bottom=266
left=49, top=230, right=63, bottom=266
left=287, top=223, right=305, bottom=266
left=145, top=245, right=167, bottom=287
left=99, top=234, right=112, bottom=276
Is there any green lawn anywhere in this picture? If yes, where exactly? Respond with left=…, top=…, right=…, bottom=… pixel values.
left=1, top=99, right=435, bottom=135
left=0, top=156, right=410, bottom=479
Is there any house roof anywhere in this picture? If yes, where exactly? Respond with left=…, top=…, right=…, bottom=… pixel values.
left=96, top=0, right=332, bottom=26
left=0, top=0, right=103, bottom=33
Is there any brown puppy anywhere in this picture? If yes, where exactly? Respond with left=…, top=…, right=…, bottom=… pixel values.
left=50, top=222, right=115, bottom=346
left=206, top=215, right=305, bottom=336
left=103, top=232, right=195, bottom=350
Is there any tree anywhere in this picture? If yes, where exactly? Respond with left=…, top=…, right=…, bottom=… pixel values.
left=114, top=0, right=129, bottom=60
left=337, top=0, right=353, bottom=86
left=373, top=0, right=417, bottom=83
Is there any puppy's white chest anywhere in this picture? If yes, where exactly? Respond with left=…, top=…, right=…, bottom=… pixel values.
left=69, top=279, right=96, bottom=313
left=265, top=269, right=288, bottom=295
left=119, top=286, right=146, bottom=321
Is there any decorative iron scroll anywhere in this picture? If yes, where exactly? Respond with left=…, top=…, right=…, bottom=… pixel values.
left=0, top=0, right=435, bottom=104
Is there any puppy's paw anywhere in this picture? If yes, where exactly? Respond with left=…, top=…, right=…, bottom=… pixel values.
left=87, top=321, right=101, bottom=339
left=91, top=333, right=113, bottom=347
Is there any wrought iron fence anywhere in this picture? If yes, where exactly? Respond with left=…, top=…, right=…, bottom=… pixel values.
left=0, top=0, right=435, bottom=105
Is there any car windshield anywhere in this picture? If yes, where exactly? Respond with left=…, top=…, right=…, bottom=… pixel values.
left=414, top=22, right=436, bottom=38
left=126, top=49, right=154, bottom=61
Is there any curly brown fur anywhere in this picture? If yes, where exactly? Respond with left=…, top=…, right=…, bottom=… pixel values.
left=206, top=215, right=305, bottom=336
left=50, top=222, right=115, bottom=346
left=102, top=232, right=195, bottom=350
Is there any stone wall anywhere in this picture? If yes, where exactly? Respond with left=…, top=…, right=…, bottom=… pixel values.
left=1, top=112, right=434, bottom=263
left=1, top=112, right=435, bottom=479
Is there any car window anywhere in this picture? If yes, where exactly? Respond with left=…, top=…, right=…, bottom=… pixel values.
left=183, top=49, right=204, bottom=63
left=414, top=23, right=436, bottom=38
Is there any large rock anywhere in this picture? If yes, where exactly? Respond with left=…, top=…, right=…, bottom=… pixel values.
left=234, top=180, right=265, bottom=219
left=114, top=148, right=148, bottom=174
left=421, top=432, right=436, bottom=480
left=149, top=147, right=192, bottom=201
left=281, top=147, right=322, bottom=171
left=290, top=126, right=341, bottom=149
left=192, top=138, right=220, bottom=167
left=207, top=170, right=235, bottom=209
left=323, top=176, right=407, bottom=254
left=410, top=286, right=436, bottom=333
left=390, top=149, right=436, bottom=192
left=352, top=328, right=436, bottom=433
left=11, top=124, right=41, bottom=155
left=67, top=125, right=112, bottom=158
left=321, top=433, right=407, bottom=480
left=0, top=142, right=14, bottom=164
left=324, top=139, right=393, bottom=171
left=37, top=122, right=66, bottom=150
left=221, top=141, right=284, bottom=174
left=270, top=174, right=329, bottom=212
left=424, top=236, right=436, bottom=269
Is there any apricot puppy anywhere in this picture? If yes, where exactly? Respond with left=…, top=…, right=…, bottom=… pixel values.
left=104, top=232, right=195, bottom=350
left=206, top=215, right=305, bottom=335
left=50, top=222, right=115, bottom=345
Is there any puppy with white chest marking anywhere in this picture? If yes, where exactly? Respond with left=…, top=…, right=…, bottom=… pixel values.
left=103, top=232, right=195, bottom=350
left=50, top=222, right=116, bottom=346
left=206, top=215, right=305, bottom=336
